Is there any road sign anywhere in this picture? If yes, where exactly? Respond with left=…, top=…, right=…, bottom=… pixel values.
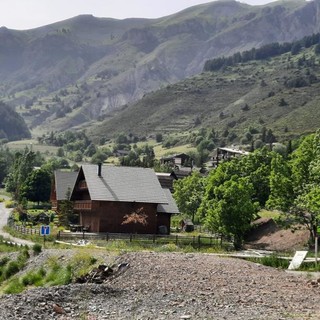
left=40, top=225, right=50, bottom=236
left=288, top=250, right=308, bottom=270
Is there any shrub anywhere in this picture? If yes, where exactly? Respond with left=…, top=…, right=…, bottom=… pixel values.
left=0, top=256, right=10, bottom=267
left=4, top=200, right=15, bottom=208
left=3, top=277, right=24, bottom=294
left=21, top=269, right=45, bottom=287
left=3, top=261, right=20, bottom=279
left=32, top=244, right=42, bottom=255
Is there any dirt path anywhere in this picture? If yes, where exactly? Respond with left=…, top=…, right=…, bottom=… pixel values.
left=0, top=201, right=34, bottom=247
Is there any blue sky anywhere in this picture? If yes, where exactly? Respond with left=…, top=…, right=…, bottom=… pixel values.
left=1, top=0, right=279, bottom=30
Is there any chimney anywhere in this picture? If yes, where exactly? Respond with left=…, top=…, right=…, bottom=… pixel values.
left=97, top=163, right=102, bottom=177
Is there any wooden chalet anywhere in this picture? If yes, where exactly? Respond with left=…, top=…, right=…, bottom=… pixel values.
left=52, top=165, right=179, bottom=234
left=156, top=171, right=178, bottom=192
left=160, top=153, right=191, bottom=167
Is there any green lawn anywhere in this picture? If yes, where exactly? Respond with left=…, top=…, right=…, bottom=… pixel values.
left=6, top=140, right=59, bottom=156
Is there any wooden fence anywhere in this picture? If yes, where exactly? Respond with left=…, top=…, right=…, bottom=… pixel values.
left=8, top=222, right=232, bottom=250
left=57, top=231, right=232, bottom=250
left=10, top=223, right=41, bottom=236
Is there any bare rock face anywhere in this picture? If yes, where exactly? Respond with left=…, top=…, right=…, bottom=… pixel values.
left=1, top=252, right=320, bottom=319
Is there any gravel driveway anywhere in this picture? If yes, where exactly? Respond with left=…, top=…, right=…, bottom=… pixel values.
left=0, top=251, right=319, bottom=319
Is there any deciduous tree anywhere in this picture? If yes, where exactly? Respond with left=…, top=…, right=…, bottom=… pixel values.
left=20, top=168, right=51, bottom=205
left=173, top=171, right=206, bottom=223
left=204, top=176, right=259, bottom=250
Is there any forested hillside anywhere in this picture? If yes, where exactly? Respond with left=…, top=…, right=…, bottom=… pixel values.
left=0, top=101, right=30, bottom=141
left=90, top=41, right=320, bottom=142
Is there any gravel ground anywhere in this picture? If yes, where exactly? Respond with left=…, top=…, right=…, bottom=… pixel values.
left=0, top=251, right=320, bottom=319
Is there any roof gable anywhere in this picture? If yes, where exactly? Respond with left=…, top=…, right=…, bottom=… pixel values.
left=54, top=171, right=78, bottom=200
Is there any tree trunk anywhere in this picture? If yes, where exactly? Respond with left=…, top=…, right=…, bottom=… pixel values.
left=233, top=234, right=243, bottom=251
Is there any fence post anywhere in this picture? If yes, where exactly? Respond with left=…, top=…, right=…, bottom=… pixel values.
left=210, top=236, right=212, bottom=247
left=175, top=234, right=178, bottom=245
left=198, top=235, right=201, bottom=250
left=82, top=231, right=85, bottom=240
left=57, top=230, right=60, bottom=240
left=106, top=233, right=109, bottom=241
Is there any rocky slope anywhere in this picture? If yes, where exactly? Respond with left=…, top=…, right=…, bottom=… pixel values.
left=0, top=251, right=319, bottom=319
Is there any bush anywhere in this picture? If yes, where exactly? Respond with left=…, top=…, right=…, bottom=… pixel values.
left=3, top=277, right=24, bottom=294
left=3, top=261, right=20, bottom=279
left=21, top=269, right=45, bottom=287
left=32, top=244, right=42, bottom=255
left=0, top=256, right=10, bottom=267
left=4, top=200, right=15, bottom=208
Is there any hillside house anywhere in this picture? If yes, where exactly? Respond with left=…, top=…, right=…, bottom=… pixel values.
left=160, top=153, right=191, bottom=167
left=52, top=165, right=179, bottom=234
left=156, top=171, right=178, bottom=192
left=212, top=147, right=249, bottom=167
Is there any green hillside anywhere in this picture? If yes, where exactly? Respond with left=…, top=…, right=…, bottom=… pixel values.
left=90, top=44, right=320, bottom=142
left=0, top=101, right=31, bottom=141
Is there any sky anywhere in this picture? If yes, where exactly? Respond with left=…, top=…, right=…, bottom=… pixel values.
left=1, top=0, right=279, bottom=30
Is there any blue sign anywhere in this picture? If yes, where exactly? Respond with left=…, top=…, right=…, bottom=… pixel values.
left=40, top=225, right=50, bottom=236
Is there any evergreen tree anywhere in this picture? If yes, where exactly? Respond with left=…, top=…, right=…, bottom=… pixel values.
left=5, top=148, right=36, bottom=201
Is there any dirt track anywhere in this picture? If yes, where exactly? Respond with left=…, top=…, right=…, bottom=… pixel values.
left=0, top=251, right=319, bottom=319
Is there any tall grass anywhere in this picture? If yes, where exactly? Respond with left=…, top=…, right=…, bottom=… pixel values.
left=247, top=254, right=290, bottom=269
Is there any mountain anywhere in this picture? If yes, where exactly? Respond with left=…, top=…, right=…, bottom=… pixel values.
left=1, top=0, right=320, bottom=136
left=89, top=43, right=320, bottom=142
left=0, top=101, right=31, bottom=141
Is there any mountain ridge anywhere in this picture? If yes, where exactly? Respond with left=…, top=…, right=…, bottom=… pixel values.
left=1, top=0, right=320, bottom=138
left=89, top=42, right=320, bottom=142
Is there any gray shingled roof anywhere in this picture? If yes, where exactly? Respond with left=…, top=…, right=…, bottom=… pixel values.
left=54, top=171, right=78, bottom=200
left=157, top=189, right=180, bottom=214
left=81, top=165, right=168, bottom=204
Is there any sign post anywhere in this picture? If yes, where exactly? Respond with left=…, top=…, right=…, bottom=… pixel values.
left=40, top=225, right=50, bottom=248
left=316, top=226, right=320, bottom=268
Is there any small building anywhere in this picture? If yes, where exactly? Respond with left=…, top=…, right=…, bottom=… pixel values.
left=52, top=164, right=179, bottom=234
left=212, top=147, right=249, bottom=167
left=160, top=153, right=191, bottom=167
left=156, top=171, right=178, bottom=192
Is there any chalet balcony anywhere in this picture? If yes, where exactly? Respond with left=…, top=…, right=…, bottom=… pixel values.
left=74, top=200, right=92, bottom=211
